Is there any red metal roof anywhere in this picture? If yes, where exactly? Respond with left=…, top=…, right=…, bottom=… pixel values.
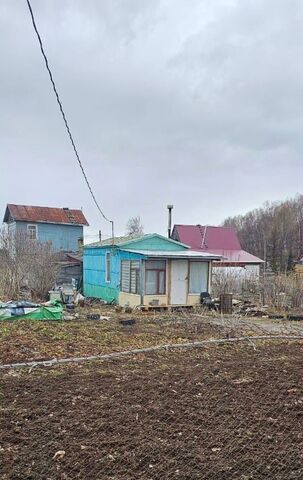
left=4, top=204, right=89, bottom=226
left=173, top=225, right=263, bottom=264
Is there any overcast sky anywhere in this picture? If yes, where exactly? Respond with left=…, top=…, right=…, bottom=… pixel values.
left=1, top=0, right=303, bottom=241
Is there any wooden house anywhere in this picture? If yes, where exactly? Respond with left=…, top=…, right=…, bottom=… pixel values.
left=83, top=234, right=220, bottom=307
left=3, top=204, right=88, bottom=252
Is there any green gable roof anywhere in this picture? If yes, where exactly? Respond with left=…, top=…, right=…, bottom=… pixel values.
left=85, top=233, right=189, bottom=251
left=119, top=233, right=189, bottom=251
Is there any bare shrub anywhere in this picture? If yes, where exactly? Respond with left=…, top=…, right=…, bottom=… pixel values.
left=263, top=273, right=303, bottom=309
left=212, top=268, right=260, bottom=301
left=211, top=266, right=303, bottom=311
left=26, top=243, right=59, bottom=299
left=0, top=228, right=59, bottom=300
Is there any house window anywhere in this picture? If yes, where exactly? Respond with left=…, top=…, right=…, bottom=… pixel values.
left=105, top=252, right=111, bottom=282
left=145, top=260, right=166, bottom=295
left=121, top=260, right=140, bottom=294
left=189, top=261, right=208, bottom=294
left=27, top=224, right=37, bottom=240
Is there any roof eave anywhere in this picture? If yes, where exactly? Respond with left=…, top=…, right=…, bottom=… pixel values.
left=121, top=248, right=221, bottom=260
left=15, top=219, right=87, bottom=227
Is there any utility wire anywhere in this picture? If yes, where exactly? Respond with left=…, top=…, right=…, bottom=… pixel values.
left=25, top=0, right=114, bottom=234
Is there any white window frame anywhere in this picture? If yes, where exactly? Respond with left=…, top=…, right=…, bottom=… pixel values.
left=105, top=252, right=111, bottom=283
left=27, top=224, right=38, bottom=240
left=145, top=260, right=166, bottom=295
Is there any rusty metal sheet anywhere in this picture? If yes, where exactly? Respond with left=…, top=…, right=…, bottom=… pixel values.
left=5, top=204, right=89, bottom=226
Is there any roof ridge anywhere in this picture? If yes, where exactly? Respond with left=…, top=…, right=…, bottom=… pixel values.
left=7, top=203, right=84, bottom=212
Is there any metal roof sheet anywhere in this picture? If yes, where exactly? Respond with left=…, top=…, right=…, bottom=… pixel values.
left=121, top=249, right=221, bottom=260
left=4, top=204, right=89, bottom=226
left=173, top=225, right=263, bottom=264
left=86, top=233, right=189, bottom=249
left=173, top=225, right=241, bottom=250
left=87, top=234, right=141, bottom=247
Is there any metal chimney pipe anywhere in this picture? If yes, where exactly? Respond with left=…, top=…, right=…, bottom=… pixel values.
left=167, top=204, right=174, bottom=238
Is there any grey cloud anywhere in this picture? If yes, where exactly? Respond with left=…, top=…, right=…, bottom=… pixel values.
left=1, top=0, right=302, bottom=240
left=169, top=0, right=303, bottom=149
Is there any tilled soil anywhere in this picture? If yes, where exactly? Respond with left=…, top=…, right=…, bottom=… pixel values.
left=1, top=340, right=302, bottom=479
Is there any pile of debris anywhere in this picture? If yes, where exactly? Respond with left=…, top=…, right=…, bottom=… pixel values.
left=232, top=299, right=270, bottom=317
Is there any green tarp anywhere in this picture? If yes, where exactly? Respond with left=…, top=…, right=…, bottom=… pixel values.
left=0, top=301, right=63, bottom=321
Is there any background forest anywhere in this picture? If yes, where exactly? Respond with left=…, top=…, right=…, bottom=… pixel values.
left=223, top=194, right=303, bottom=273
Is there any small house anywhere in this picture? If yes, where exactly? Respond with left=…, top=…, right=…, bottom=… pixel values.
left=83, top=233, right=220, bottom=307
left=171, top=225, right=263, bottom=277
left=3, top=204, right=89, bottom=252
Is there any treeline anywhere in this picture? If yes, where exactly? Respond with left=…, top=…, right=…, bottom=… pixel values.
left=223, top=194, right=303, bottom=272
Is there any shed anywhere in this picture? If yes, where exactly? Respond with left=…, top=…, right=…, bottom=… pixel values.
left=83, top=234, right=220, bottom=307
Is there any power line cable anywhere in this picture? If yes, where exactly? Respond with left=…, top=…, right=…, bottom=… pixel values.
left=25, top=0, right=114, bottom=235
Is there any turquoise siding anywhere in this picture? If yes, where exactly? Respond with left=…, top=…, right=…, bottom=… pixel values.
left=15, top=221, right=83, bottom=252
left=83, top=247, right=144, bottom=303
left=121, top=235, right=187, bottom=251
left=83, top=234, right=189, bottom=302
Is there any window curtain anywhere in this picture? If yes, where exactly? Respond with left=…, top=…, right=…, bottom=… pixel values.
left=189, top=262, right=208, bottom=294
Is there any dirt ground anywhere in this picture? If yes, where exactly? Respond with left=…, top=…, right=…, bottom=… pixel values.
left=1, top=309, right=302, bottom=478
left=0, top=307, right=224, bottom=364
left=1, top=305, right=302, bottom=365
left=1, top=339, right=302, bottom=479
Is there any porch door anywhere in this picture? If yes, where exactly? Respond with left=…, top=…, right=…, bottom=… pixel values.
left=170, top=260, right=188, bottom=305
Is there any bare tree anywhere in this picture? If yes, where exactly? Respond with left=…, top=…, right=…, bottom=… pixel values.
left=0, top=229, right=30, bottom=298
left=0, top=228, right=59, bottom=300
left=125, top=216, right=144, bottom=236
left=223, top=194, right=303, bottom=272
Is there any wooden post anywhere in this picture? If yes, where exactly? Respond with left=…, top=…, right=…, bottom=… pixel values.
left=220, top=293, right=233, bottom=314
